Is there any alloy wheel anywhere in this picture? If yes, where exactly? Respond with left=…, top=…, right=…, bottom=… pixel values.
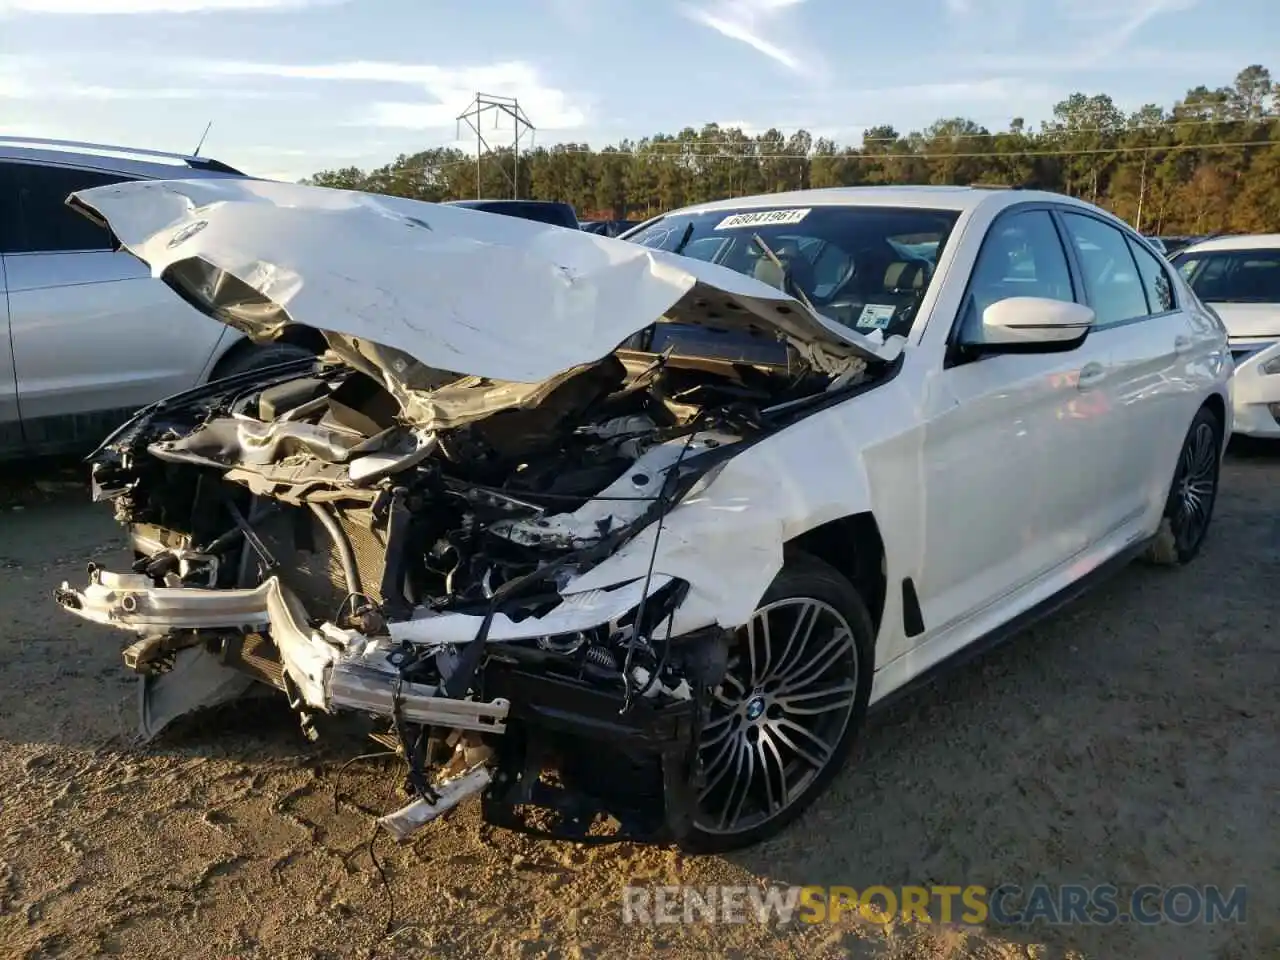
left=1170, top=419, right=1218, bottom=555
left=694, top=597, right=859, bottom=836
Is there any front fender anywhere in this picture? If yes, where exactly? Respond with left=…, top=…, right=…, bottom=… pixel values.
left=564, top=415, right=876, bottom=633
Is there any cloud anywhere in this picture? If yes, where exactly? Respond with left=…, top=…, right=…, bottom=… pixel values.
left=681, top=0, right=814, bottom=75
left=544, top=0, right=597, bottom=35
left=943, top=0, right=1198, bottom=70
left=0, top=0, right=332, bottom=12
left=871, top=78, right=1061, bottom=103
left=190, top=59, right=589, bottom=130
left=0, top=56, right=309, bottom=101
left=1082, top=0, right=1197, bottom=60
left=0, top=58, right=30, bottom=98
left=714, top=119, right=763, bottom=134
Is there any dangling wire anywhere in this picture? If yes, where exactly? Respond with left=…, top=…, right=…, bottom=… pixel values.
left=620, top=412, right=706, bottom=713
left=331, top=750, right=398, bottom=814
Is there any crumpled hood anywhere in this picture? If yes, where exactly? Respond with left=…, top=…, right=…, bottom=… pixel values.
left=67, top=178, right=895, bottom=395
left=1206, top=301, right=1280, bottom=341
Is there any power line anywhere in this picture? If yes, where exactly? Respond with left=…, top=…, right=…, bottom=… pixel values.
left=854, top=112, right=1278, bottom=143
left=426, top=137, right=1278, bottom=172
left=526, top=113, right=1280, bottom=150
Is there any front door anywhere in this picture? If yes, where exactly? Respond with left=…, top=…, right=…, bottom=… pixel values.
left=914, top=207, right=1116, bottom=634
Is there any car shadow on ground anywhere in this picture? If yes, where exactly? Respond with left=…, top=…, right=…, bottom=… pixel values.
left=1226, top=434, right=1280, bottom=459
left=0, top=454, right=91, bottom=510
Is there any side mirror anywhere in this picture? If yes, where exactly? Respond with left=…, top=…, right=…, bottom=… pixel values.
left=965, top=296, right=1095, bottom=354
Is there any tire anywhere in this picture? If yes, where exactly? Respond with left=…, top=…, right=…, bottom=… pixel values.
left=210, top=342, right=316, bottom=382
left=680, top=550, right=874, bottom=853
left=1143, top=404, right=1223, bottom=566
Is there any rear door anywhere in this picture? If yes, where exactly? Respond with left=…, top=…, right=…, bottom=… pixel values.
left=0, top=163, right=19, bottom=454
left=1056, top=211, right=1202, bottom=531
left=3, top=161, right=228, bottom=452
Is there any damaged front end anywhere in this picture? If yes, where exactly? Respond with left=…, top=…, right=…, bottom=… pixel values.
left=57, top=346, right=855, bottom=843
left=55, top=177, right=890, bottom=844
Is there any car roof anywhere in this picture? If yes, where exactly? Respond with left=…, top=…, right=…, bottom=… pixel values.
left=0, top=136, right=246, bottom=180
left=660, top=185, right=1105, bottom=217
left=1176, top=233, right=1280, bottom=255
left=446, top=198, right=572, bottom=207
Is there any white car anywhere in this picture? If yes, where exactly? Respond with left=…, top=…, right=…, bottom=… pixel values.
left=1170, top=234, right=1280, bottom=438
left=55, top=180, right=1231, bottom=852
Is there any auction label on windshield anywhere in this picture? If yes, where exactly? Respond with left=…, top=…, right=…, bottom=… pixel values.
left=856, top=304, right=897, bottom=329
left=715, top=208, right=812, bottom=229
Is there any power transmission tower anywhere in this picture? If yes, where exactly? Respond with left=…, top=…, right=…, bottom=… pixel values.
left=456, top=93, right=536, bottom=199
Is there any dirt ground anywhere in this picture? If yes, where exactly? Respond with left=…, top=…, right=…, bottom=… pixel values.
left=0, top=449, right=1276, bottom=960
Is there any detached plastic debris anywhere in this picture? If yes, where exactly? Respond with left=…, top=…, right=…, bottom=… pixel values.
left=377, top=766, right=493, bottom=841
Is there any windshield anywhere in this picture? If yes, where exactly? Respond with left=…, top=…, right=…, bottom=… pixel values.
left=1172, top=248, right=1280, bottom=303
left=627, top=205, right=960, bottom=339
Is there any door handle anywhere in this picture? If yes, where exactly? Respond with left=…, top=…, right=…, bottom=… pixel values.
left=1078, top=362, right=1105, bottom=390
left=1174, top=334, right=1192, bottom=354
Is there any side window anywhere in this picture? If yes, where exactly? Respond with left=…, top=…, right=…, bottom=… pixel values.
left=1233, top=255, right=1280, bottom=301
left=959, top=209, right=1074, bottom=342
left=1059, top=212, right=1149, bottom=328
left=11, top=164, right=128, bottom=254
left=1127, top=237, right=1176, bottom=313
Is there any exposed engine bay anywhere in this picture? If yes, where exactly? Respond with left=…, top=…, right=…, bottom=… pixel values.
left=52, top=174, right=908, bottom=844
left=58, top=342, right=879, bottom=843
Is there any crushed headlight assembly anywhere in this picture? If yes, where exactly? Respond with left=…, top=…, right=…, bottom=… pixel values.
left=386, top=574, right=686, bottom=647
left=488, top=576, right=699, bottom=702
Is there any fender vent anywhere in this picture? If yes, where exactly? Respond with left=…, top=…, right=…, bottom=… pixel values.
left=902, top=577, right=925, bottom=638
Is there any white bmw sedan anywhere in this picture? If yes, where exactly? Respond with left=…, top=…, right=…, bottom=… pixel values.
left=57, top=181, right=1231, bottom=852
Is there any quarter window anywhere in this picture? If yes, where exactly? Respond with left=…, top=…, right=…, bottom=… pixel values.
left=1059, top=213, right=1149, bottom=328
left=1127, top=236, right=1176, bottom=313
left=8, top=163, right=128, bottom=254
left=958, top=209, right=1074, bottom=343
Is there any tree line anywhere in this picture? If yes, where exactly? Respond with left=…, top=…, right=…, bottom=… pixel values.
left=306, top=64, right=1280, bottom=235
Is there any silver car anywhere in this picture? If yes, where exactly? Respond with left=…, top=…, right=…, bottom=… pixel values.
left=0, top=137, right=320, bottom=459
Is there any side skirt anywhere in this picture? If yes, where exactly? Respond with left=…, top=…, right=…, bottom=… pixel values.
left=869, top=536, right=1153, bottom=716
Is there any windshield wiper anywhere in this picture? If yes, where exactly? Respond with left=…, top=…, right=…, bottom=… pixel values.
left=752, top=232, right=817, bottom=315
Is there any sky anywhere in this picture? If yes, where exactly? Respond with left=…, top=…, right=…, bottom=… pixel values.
left=0, top=0, right=1276, bottom=181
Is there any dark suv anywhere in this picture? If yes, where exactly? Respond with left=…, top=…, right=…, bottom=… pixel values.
left=444, top=199, right=579, bottom=229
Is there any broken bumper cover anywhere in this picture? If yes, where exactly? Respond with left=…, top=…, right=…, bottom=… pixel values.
left=54, top=567, right=510, bottom=733
left=55, top=566, right=710, bottom=841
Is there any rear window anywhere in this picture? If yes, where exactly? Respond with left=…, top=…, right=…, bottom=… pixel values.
left=1172, top=248, right=1280, bottom=303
